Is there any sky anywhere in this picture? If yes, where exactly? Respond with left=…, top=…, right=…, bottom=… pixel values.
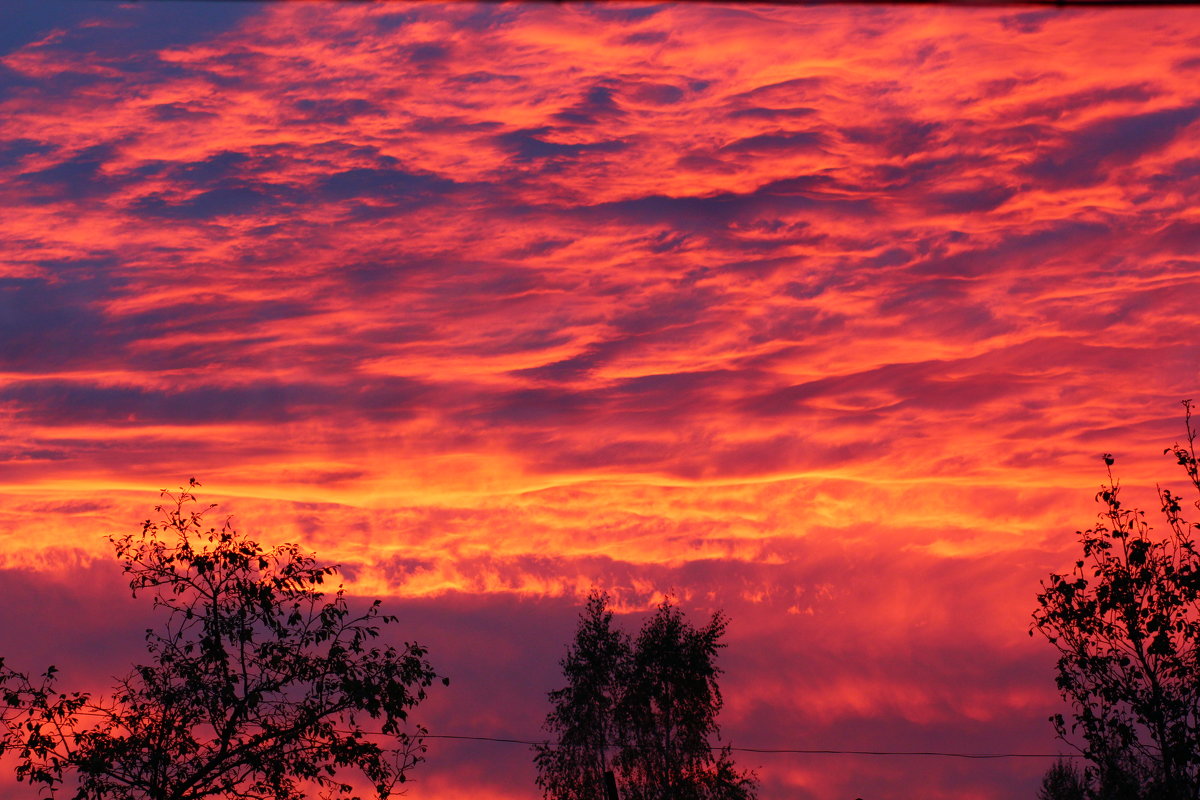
left=1, top=2, right=1199, bottom=798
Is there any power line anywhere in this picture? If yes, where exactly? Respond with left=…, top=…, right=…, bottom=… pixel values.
left=421, top=734, right=1084, bottom=759
left=6, top=709, right=1082, bottom=761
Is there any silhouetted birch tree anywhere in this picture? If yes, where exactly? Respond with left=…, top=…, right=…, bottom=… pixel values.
left=536, top=593, right=755, bottom=800
left=534, top=591, right=630, bottom=800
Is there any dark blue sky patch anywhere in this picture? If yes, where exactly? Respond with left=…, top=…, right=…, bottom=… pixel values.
left=493, top=128, right=630, bottom=162
left=752, top=173, right=841, bottom=195
left=586, top=171, right=876, bottom=232
left=3, top=381, right=300, bottom=425
left=844, top=118, right=942, bottom=159
left=290, top=97, right=381, bottom=125
left=169, top=150, right=253, bottom=187
left=611, top=369, right=741, bottom=401
left=317, top=166, right=458, bottom=205
left=149, top=103, right=220, bottom=122
left=121, top=335, right=300, bottom=376
left=644, top=231, right=691, bottom=254
left=333, top=257, right=452, bottom=297
left=882, top=285, right=1013, bottom=340
left=0, top=61, right=43, bottom=99
left=0, top=271, right=126, bottom=371
left=512, top=327, right=650, bottom=384
left=473, top=387, right=596, bottom=427
left=3, top=374, right=437, bottom=427
left=673, top=152, right=738, bottom=174
left=346, top=376, right=434, bottom=422
left=610, top=289, right=718, bottom=337
left=909, top=219, right=1111, bottom=277
left=865, top=154, right=978, bottom=192
left=782, top=271, right=852, bottom=300
left=742, top=361, right=926, bottom=417
left=1, top=1, right=261, bottom=57
left=859, top=247, right=913, bottom=270
left=500, top=237, right=574, bottom=259
left=745, top=305, right=847, bottom=345
left=705, top=255, right=799, bottom=281
left=372, top=10, right=421, bottom=31
left=131, top=184, right=284, bottom=220
left=925, top=184, right=1017, bottom=214
left=444, top=71, right=523, bottom=88
left=719, top=130, right=826, bottom=154
left=16, top=145, right=125, bottom=202
left=0, top=138, right=57, bottom=168
left=703, top=434, right=883, bottom=480
left=997, top=9, right=1061, bottom=35
left=0, top=446, right=70, bottom=463
left=539, top=438, right=677, bottom=474
left=354, top=323, right=439, bottom=348
left=409, top=116, right=503, bottom=136
left=553, top=85, right=624, bottom=126
left=452, top=3, right=523, bottom=33
left=0, top=65, right=109, bottom=107
left=627, top=82, right=684, bottom=106
left=1024, top=105, right=1200, bottom=188
left=727, top=106, right=818, bottom=122
left=582, top=4, right=667, bottom=23
left=731, top=76, right=825, bottom=104
left=434, top=267, right=546, bottom=301
left=515, top=351, right=605, bottom=384
left=474, top=326, right=575, bottom=357
left=1154, top=220, right=1200, bottom=254
left=621, top=30, right=669, bottom=46
left=585, top=192, right=750, bottom=229
left=404, top=41, right=454, bottom=68
left=118, top=296, right=312, bottom=339
left=1015, top=83, right=1159, bottom=122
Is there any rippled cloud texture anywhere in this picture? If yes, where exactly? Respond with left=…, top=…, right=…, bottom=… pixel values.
left=2, top=3, right=1199, bottom=797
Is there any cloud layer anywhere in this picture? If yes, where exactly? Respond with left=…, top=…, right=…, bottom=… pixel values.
left=2, top=3, right=1199, bottom=798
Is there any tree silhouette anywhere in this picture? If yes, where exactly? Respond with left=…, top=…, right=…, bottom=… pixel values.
left=616, top=600, right=755, bottom=800
left=534, top=591, right=630, bottom=800
left=536, top=593, right=755, bottom=800
left=1031, top=402, right=1200, bottom=800
left=0, top=480, right=444, bottom=800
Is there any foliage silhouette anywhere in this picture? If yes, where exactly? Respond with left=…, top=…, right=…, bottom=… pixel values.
left=0, top=480, right=444, bottom=800
left=534, top=591, right=630, bottom=800
left=535, top=591, right=756, bottom=800
left=1031, top=402, right=1200, bottom=800
left=1038, top=759, right=1087, bottom=800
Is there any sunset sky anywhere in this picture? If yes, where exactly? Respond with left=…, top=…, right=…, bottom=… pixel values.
left=2, top=2, right=1199, bottom=798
